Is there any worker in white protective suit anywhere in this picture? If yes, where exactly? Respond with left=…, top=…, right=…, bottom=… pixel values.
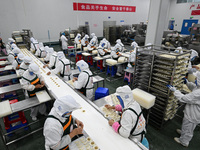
left=127, top=41, right=138, bottom=68
left=72, top=60, right=94, bottom=100
left=188, top=49, right=199, bottom=74
left=99, top=38, right=111, bottom=50
left=106, top=85, right=149, bottom=149
left=43, top=95, right=83, bottom=150
left=74, top=33, right=81, bottom=44
left=18, top=56, right=32, bottom=76
left=7, top=47, right=21, bottom=63
left=174, top=47, right=183, bottom=54
left=91, top=33, right=98, bottom=45
left=12, top=53, right=24, bottom=70
left=6, top=38, right=15, bottom=53
left=87, top=36, right=98, bottom=51
left=47, top=51, right=72, bottom=81
left=167, top=72, right=200, bottom=147
left=21, top=63, right=47, bottom=121
left=60, top=32, right=68, bottom=54
left=30, top=38, right=39, bottom=53
left=114, top=39, right=124, bottom=52
left=97, top=46, right=110, bottom=67
left=44, top=47, right=54, bottom=63
left=111, top=48, right=123, bottom=76
left=43, top=51, right=58, bottom=69
left=81, top=34, right=89, bottom=47
left=35, top=46, right=47, bottom=58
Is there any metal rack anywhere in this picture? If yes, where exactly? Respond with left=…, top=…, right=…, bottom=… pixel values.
left=133, top=45, right=191, bottom=129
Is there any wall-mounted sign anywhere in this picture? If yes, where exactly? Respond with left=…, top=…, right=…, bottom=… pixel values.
left=189, top=3, right=200, bottom=15
left=73, top=3, right=136, bottom=12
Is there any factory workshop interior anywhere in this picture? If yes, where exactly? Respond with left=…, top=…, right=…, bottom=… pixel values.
left=1, top=0, right=200, bottom=150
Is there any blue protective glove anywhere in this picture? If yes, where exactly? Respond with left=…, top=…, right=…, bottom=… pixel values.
left=195, top=80, right=198, bottom=86
left=167, top=85, right=176, bottom=92
left=182, top=78, right=188, bottom=84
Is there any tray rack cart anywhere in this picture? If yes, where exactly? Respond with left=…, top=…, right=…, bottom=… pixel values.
left=133, top=45, right=191, bottom=129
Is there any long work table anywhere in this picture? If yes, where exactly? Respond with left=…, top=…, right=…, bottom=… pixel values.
left=2, top=48, right=142, bottom=150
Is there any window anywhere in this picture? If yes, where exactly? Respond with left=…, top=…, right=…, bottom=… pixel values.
left=177, top=0, right=200, bottom=3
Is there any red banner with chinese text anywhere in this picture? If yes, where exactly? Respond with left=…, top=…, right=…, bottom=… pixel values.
left=191, top=10, right=200, bottom=15
left=73, top=2, right=136, bottom=12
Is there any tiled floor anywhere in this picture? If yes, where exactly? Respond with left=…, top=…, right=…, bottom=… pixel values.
left=0, top=44, right=200, bottom=150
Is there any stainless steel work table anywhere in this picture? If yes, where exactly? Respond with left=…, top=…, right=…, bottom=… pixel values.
left=0, top=74, right=18, bottom=82
left=0, top=84, right=21, bottom=95
left=106, top=61, right=128, bottom=82
left=0, top=56, right=8, bottom=60
left=93, top=55, right=111, bottom=74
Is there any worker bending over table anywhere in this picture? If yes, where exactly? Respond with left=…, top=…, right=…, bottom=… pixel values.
left=72, top=60, right=94, bottom=100
left=106, top=85, right=149, bottom=149
left=43, top=50, right=58, bottom=69
left=99, top=38, right=111, bottom=50
left=12, top=53, right=24, bottom=70
left=47, top=51, right=72, bottom=81
left=43, top=95, right=83, bottom=150
left=111, top=48, right=123, bottom=76
left=81, top=34, right=89, bottom=48
left=21, top=63, right=47, bottom=121
left=18, top=56, right=32, bottom=76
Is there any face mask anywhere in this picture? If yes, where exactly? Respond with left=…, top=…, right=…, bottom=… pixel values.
left=18, top=58, right=22, bottom=63
left=29, top=71, right=34, bottom=76
left=62, top=111, right=71, bottom=118
left=195, top=80, right=198, bottom=86
left=63, top=114, right=70, bottom=118
left=101, top=43, right=105, bottom=47
left=191, top=56, right=196, bottom=62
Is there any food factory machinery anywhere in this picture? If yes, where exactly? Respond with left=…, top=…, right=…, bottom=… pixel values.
left=133, top=45, right=191, bottom=129
left=12, top=29, right=33, bottom=49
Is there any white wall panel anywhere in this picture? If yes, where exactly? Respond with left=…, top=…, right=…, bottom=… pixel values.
left=0, top=0, right=150, bottom=42
left=168, top=0, right=200, bottom=31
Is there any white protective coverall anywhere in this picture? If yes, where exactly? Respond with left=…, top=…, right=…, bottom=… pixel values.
left=8, top=47, right=21, bottom=63
left=87, top=36, right=98, bottom=50
left=21, top=63, right=46, bottom=119
left=173, top=72, right=200, bottom=146
left=74, top=60, right=94, bottom=100
left=18, top=56, right=32, bottom=76
left=111, top=48, right=123, bottom=74
left=74, top=33, right=81, bottom=44
left=12, top=53, right=24, bottom=70
left=174, top=47, right=183, bottom=54
left=43, top=95, right=81, bottom=150
left=99, top=38, right=111, bottom=50
left=48, top=51, right=58, bottom=69
left=128, top=41, right=138, bottom=68
left=30, top=38, right=39, bottom=52
left=111, top=85, right=146, bottom=142
left=97, top=46, right=110, bottom=67
left=114, top=39, right=124, bottom=52
left=81, top=35, right=89, bottom=46
left=188, top=49, right=199, bottom=73
left=51, top=51, right=72, bottom=81
left=44, top=47, right=54, bottom=62
left=35, top=46, right=47, bottom=58
left=61, top=34, right=68, bottom=50
left=11, top=43, right=17, bottom=50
